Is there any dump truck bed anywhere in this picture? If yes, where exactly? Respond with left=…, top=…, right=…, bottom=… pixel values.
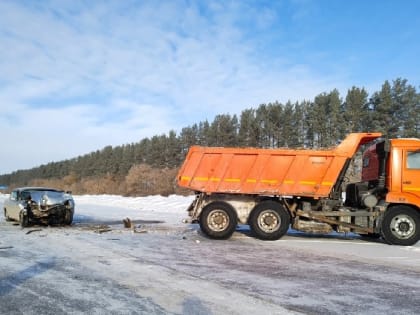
left=177, top=133, right=381, bottom=198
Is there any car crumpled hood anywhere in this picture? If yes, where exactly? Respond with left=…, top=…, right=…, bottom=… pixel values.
left=29, top=191, right=71, bottom=205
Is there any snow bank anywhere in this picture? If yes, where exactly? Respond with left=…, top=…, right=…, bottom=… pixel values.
left=73, top=194, right=195, bottom=224
left=0, top=193, right=195, bottom=225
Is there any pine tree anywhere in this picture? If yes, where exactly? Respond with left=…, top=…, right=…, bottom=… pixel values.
left=208, top=114, right=238, bottom=146
left=369, top=80, right=397, bottom=138
left=180, top=124, right=199, bottom=154
left=164, top=130, right=181, bottom=168
left=238, top=108, right=258, bottom=147
left=291, top=101, right=309, bottom=147
left=343, top=86, right=369, bottom=133
left=326, top=89, right=344, bottom=145
left=266, top=102, right=283, bottom=147
left=198, top=120, right=211, bottom=145
left=279, top=101, right=293, bottom=147
left=391, top=78, right=419, bottom=137
left=308, top=93, right=328, bottom=147
left=404, top=89, right=419, bottom=137
left=256, top=104, right=270, bottom=147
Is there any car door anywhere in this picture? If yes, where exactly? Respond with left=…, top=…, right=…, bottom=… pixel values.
left=6, top=190, right=21, bottom=220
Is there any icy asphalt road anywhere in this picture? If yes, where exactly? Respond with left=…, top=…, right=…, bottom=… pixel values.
left=1, top=218, right=420, bottom=315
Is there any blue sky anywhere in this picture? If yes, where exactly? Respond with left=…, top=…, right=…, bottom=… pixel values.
left=0, top=0, right=419, bottom=174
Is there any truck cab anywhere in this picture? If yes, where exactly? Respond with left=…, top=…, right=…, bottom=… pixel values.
left=349, top=138, right=420, bottom=245
left=360, top=138, right=420, bottom=204
left=386, top=139, right=420, bottom=206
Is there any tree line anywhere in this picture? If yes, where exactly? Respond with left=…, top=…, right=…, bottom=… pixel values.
left=0, top=78, right=418, bottom=195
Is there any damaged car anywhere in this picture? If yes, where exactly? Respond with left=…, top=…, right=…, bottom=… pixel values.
left=3, top=187, right=75, bottom=227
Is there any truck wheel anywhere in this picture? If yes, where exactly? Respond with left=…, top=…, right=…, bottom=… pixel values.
left=249, top=201, right=290, bottom=240
left=199, top=201, right=237, bottom=239
left=20, top=212, right=29, bottom=228
left=381, top=206, right=419, bottom=246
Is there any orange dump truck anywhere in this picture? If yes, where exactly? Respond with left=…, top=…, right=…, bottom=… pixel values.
left=177, top=133, right=420, bottom=245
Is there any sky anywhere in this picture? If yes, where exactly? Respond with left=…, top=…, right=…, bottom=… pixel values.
left=0, top=0, right=419, bottom=174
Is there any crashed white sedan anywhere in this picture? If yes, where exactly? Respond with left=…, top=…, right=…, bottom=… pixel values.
left=3, top=187, right=75, bottom=227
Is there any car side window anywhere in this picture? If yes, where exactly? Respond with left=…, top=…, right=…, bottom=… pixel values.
left=10, top=191, right=18, bottom=201
left=407, top=150, right=420, bottom=169
left=20, top=191, right=31, bottom=201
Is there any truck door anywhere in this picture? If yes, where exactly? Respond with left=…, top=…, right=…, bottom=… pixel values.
left=402, top=149, right=420, bottom=199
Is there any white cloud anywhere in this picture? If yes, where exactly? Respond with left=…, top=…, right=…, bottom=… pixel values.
left=0, top=1, right=350, bottom=174
left=0, top=100, right=173, bottom=172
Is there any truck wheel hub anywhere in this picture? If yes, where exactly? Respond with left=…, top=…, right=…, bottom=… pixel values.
left=391, top=215, right=414, bottom=238
left=259, top=211, right=280, bottom=231
left=399, top=222, right=410, bottom=233
left=264, top=216, right=275, bottom=226
left=209, top=210, right=228, bottom=230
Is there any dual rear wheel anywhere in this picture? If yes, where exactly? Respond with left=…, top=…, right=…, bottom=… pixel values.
left=199, top=200, right=290, bottom=240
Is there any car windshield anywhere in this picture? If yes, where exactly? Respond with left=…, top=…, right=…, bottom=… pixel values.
left=25, top=190, right=67, bottom=204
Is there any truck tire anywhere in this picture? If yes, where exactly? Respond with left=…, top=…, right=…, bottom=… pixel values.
left=249, top=200, right=290, bottom=240
left=199, top=201, right=237, bottom=239
left=381, top=205, right=419, bottom=246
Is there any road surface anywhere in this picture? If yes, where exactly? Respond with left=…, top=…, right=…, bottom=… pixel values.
left=1, top=219, right=419, bottom=314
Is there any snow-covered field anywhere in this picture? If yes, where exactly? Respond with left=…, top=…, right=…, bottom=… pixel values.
left=72, top=194, right=195, bottom=225
left=1, top=193, right=420, bottom=314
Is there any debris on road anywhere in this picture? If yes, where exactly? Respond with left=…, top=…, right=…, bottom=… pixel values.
left=26, top=229, right=43, bottom=235
left=133, top=228, right=147, bottom=234
left=79, top=224, right=113, bottom=234
left=123, top=217, right=132, bottom=228
left=95, top=226, right=112, bottom=234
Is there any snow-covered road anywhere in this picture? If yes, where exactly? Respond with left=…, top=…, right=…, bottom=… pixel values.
left=1, top=194, right=419, bottom=314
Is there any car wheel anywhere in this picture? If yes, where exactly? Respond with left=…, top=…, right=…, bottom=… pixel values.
left=381, top=205, right=419, bottom=246
left=249, top=200, right=290, bottom=240
left=20, top=212, right=29, bottom=228
left=199, top=201, right=237, bottom=239
left=64, top=210, right=74, bottom=225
